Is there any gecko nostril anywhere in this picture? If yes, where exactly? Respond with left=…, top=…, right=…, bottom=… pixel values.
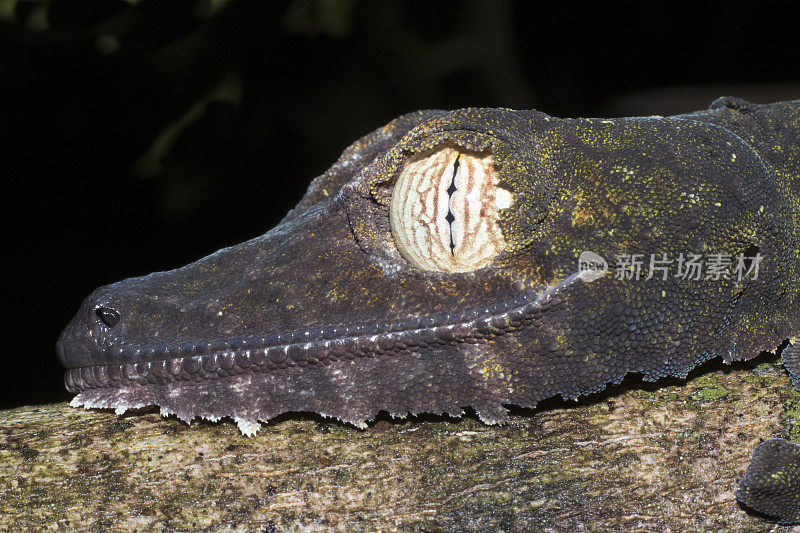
left=95, top=307, right=121, bottom=328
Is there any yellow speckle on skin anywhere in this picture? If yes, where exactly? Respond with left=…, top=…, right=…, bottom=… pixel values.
left=661, top=290, right=666, bottom=297
left=731, top=153, right=737, bottom=162
left=714, top=202, right=721, bottom=207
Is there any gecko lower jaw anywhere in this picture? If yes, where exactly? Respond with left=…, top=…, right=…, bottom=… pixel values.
left=60, top=277, right=578, bottom=393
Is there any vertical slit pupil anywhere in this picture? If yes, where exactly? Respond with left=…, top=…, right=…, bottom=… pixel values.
left=445, top=156, right=459, bottom=255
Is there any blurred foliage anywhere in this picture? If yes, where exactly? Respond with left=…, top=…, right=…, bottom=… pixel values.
left=283, top=0, right=355, bottom=38
left=3, top=0, right=798, bottom=224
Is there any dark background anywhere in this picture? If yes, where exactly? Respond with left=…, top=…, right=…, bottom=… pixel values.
left=2, top=0, right=799, bottom=409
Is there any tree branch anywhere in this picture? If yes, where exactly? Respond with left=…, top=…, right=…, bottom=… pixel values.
left=1, top=356, right=795, bottom=531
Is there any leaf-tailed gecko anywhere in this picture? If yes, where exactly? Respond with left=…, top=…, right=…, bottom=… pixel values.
left=58, top=97, right=800, bottom=524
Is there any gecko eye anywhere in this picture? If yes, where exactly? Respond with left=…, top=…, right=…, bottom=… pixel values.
left=389, top=145, right=512, bottom=273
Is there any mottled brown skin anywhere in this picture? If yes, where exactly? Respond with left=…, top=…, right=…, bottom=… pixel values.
left=58, top=97, right=800, bottom=522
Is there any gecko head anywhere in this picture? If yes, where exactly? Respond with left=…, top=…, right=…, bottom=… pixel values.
left=57, top=108, right=571, bottom=387
left=56, top=107, right=585, bottom=412
left=57, top=106, right=777, bottom=427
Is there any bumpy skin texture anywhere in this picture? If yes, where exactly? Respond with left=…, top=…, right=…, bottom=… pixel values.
left=737, top=438, right=800, bottom=524
left=58, top=98, right=800, bottom=521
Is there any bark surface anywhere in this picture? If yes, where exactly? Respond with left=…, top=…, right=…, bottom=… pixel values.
left=3, top=356, right=800, bottom=532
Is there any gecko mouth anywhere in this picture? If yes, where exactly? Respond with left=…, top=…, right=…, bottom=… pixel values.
left=59, top=274, right=579, bottom=394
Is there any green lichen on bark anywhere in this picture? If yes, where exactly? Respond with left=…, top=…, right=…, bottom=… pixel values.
left=2, top=356, right=799, bottom=531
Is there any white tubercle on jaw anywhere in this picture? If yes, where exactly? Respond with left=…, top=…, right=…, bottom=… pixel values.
left=390, top=146, right=511, bottom=273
